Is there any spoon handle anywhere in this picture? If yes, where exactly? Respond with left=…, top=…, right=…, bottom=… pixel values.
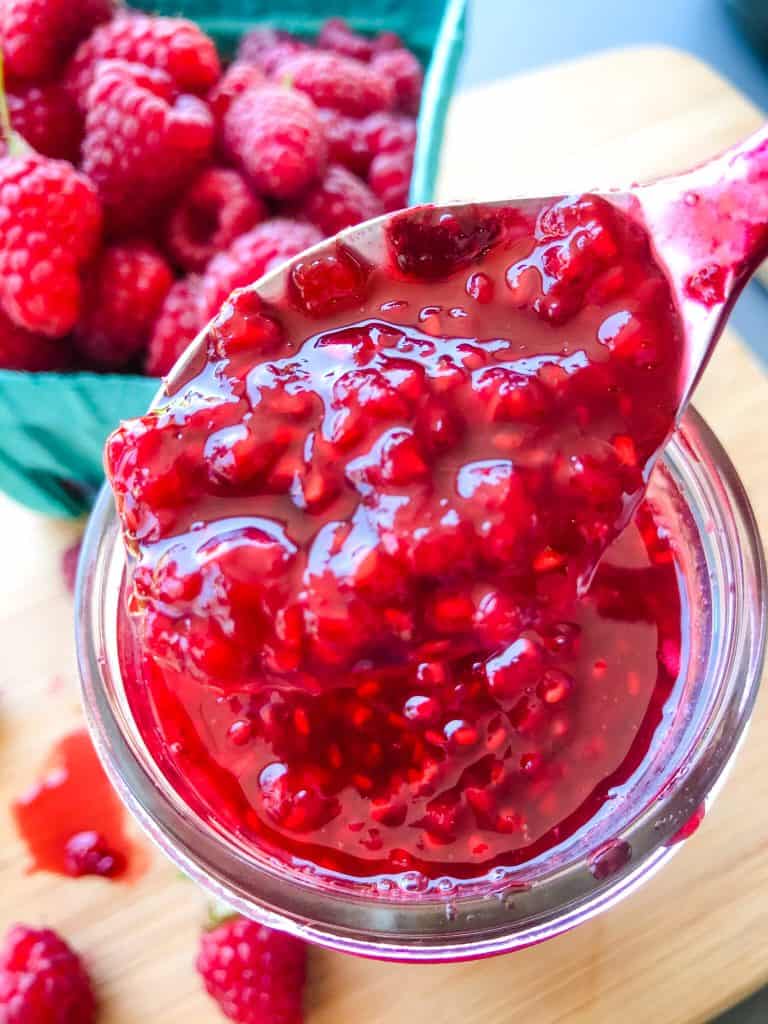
left=634, top=122, right=768, bottom=403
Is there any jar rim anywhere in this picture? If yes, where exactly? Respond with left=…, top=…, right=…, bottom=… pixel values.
left=75, top=408, right=766, bottom=961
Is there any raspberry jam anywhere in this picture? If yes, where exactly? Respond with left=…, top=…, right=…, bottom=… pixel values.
left=107, top=198, right=687, bottom=888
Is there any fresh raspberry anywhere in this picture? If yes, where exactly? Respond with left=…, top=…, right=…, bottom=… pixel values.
left=236, top=28, right=310, bottom=76
left=361, top=111, right=417, bottom=156
left=0, top=0, right=113, bottom=81
left=0, top=306, right=71, bottom=370
left=66, top=12, right=220, bottom=109
left=197, top=917, right=306, bottom=1024
left=295, top=163, right=383, bottom=235
left=81, top=60, right=214, bottom=233
left=201, top=219, right=322, bottom=319
left=372, top=30, right=403, bottom=54
left=75, top=242, right=174, bottom=369
left=317, top=17, right=374, bottom=62
left=207, top=62, right=265, bottom=128
left=371, top=49, right=423, bottom=115
left=369, top=148, right=414, bottom=211
left=0, top=153, right=101, bottom=337
left=168, top=167, right=267, bottom=273
left=0, top=924, right=96, bottom=1023
left=278, top=52, right=394, bottom=117
left=61, top=537, right=81, bottom=592
left=145, top=275, right=204, bottom=376
left=2, top=83, right=83, bottom=162
left=317, top=108, right=371, bottom=174
left=223, top=85, right=326, bottom=200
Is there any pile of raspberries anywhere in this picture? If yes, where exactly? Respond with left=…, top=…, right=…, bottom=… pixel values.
left=0, top=1, right=423, bottom=375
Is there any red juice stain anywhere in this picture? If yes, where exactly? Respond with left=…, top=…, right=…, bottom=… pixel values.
left=12, top=729, right=146, bottom=881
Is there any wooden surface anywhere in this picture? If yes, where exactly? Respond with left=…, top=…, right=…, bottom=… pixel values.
left=1, top=46, right=767, bottom=1024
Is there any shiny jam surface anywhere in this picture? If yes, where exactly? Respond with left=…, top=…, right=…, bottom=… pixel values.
left=108, top=197, right=687, bottom=886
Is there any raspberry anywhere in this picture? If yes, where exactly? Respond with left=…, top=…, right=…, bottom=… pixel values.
left=63, top=830, right=126, bottom=877
left=197, top=917, right=306, bottom=1024
left=61, top=538, right=81, bottom=592
left=81, top=60, right=213, bottom=233
left=368, top=148, right=414, bottom=211
left=371, top=49, right=423, bottom=115
left=207, top=62, right=265, bottom=128
left=66, top=12, right=221, bottom=109
left=75, top=242, right=174, bottom=370
left=201, top=219, right=322, bottom=319
left=236, top=28, right=310, bottom=76
left=318, top=17, right=374, bottom=62
left=279, top=52, right=394, bottom=117
left=0, top=0, right=113, bottom=81
left=224, top=85, right=326, bottom=200
left=0, top=924, right=96, bottom=1023
left=145, top=275, right=204, bottom=376
left=317, top=108, right=370, bottom=174
left=0, top=153, right=101, bottom=337
left=3, top=83, right=83, bottom=162
left=372, top=30, right=403, bottom=54
left=0, top=306, right=71, bottom=370
left=295, top=163, right=383, bottom=235
left=168, top=167, right=267, bottom=273
left=361, top=111, right=417, bottom=156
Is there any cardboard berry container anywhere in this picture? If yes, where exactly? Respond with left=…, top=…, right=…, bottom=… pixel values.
left=0, top=0, right=467, bottom=517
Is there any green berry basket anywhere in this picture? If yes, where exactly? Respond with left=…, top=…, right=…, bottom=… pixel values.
left=0, top=0, right=467, bottom=517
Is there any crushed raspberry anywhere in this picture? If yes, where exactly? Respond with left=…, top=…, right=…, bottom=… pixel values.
left=294, top=163, right=383, bottom=235
left=684, top=262, right=728, bottom=306
left=145, top=275, right=204, bottom=377
left=371, top=48, right=423, bottom=115
left=63, top=830, right=127, bottom=878
left=387, top=205, right=505, bottom=279
left=318, top=17, right=375, bottom=62
left=200, top=219, right=322, bottom=320
left=0, top=153, right=101, bottom=337
left=74, top=241, right=174, bottom=370
left=197, top=917, right=306, bottom=1024
left=109, top=196, right=687, bottom=883
left=65, top=12, right=221, bottom=109
left=236, top=27, right=311, bottom=76
left=207, top=61, right=265, bottom=129
left=0, top=924, right=96, bottom=1024
left=3, top=83, right=83, bottom=162
left=224, top=84, right=326, bottom=200
left=81, top=59, right=213, bottom=233
left=0, top=0, right=113, bottom=81
left=167, top=167, right=267, bottom=273
left=0, top=307, right=71, bottom=370
left=369, top=148, right=414, bottom=211
left=278, top=52, right=394, bottom=117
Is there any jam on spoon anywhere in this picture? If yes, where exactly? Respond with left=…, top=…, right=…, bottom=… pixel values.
left=106, top=126, right=768, bottom=887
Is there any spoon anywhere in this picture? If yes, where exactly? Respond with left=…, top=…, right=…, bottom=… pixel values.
left=155, top=123, right=768, bottom=598
left=236, top=121, right=768, bottom=419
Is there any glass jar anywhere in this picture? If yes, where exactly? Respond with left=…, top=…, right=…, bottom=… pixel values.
left=75, top=409, right=766, bottom=962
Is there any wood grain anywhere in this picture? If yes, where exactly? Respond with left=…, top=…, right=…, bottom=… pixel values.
left=1, top=46, right=767, bottom=1024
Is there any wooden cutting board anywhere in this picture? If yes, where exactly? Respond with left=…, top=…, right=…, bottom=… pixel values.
left=1, top=46, right=767, bottom=1024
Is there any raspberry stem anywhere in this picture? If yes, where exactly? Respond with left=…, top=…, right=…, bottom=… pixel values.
left=0, top=52, right=31, bottom=157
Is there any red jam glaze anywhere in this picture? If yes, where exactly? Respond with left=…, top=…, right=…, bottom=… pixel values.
left=12, top=730, right=145, bottom=881
left=107, top=197, right=686, bottom=884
